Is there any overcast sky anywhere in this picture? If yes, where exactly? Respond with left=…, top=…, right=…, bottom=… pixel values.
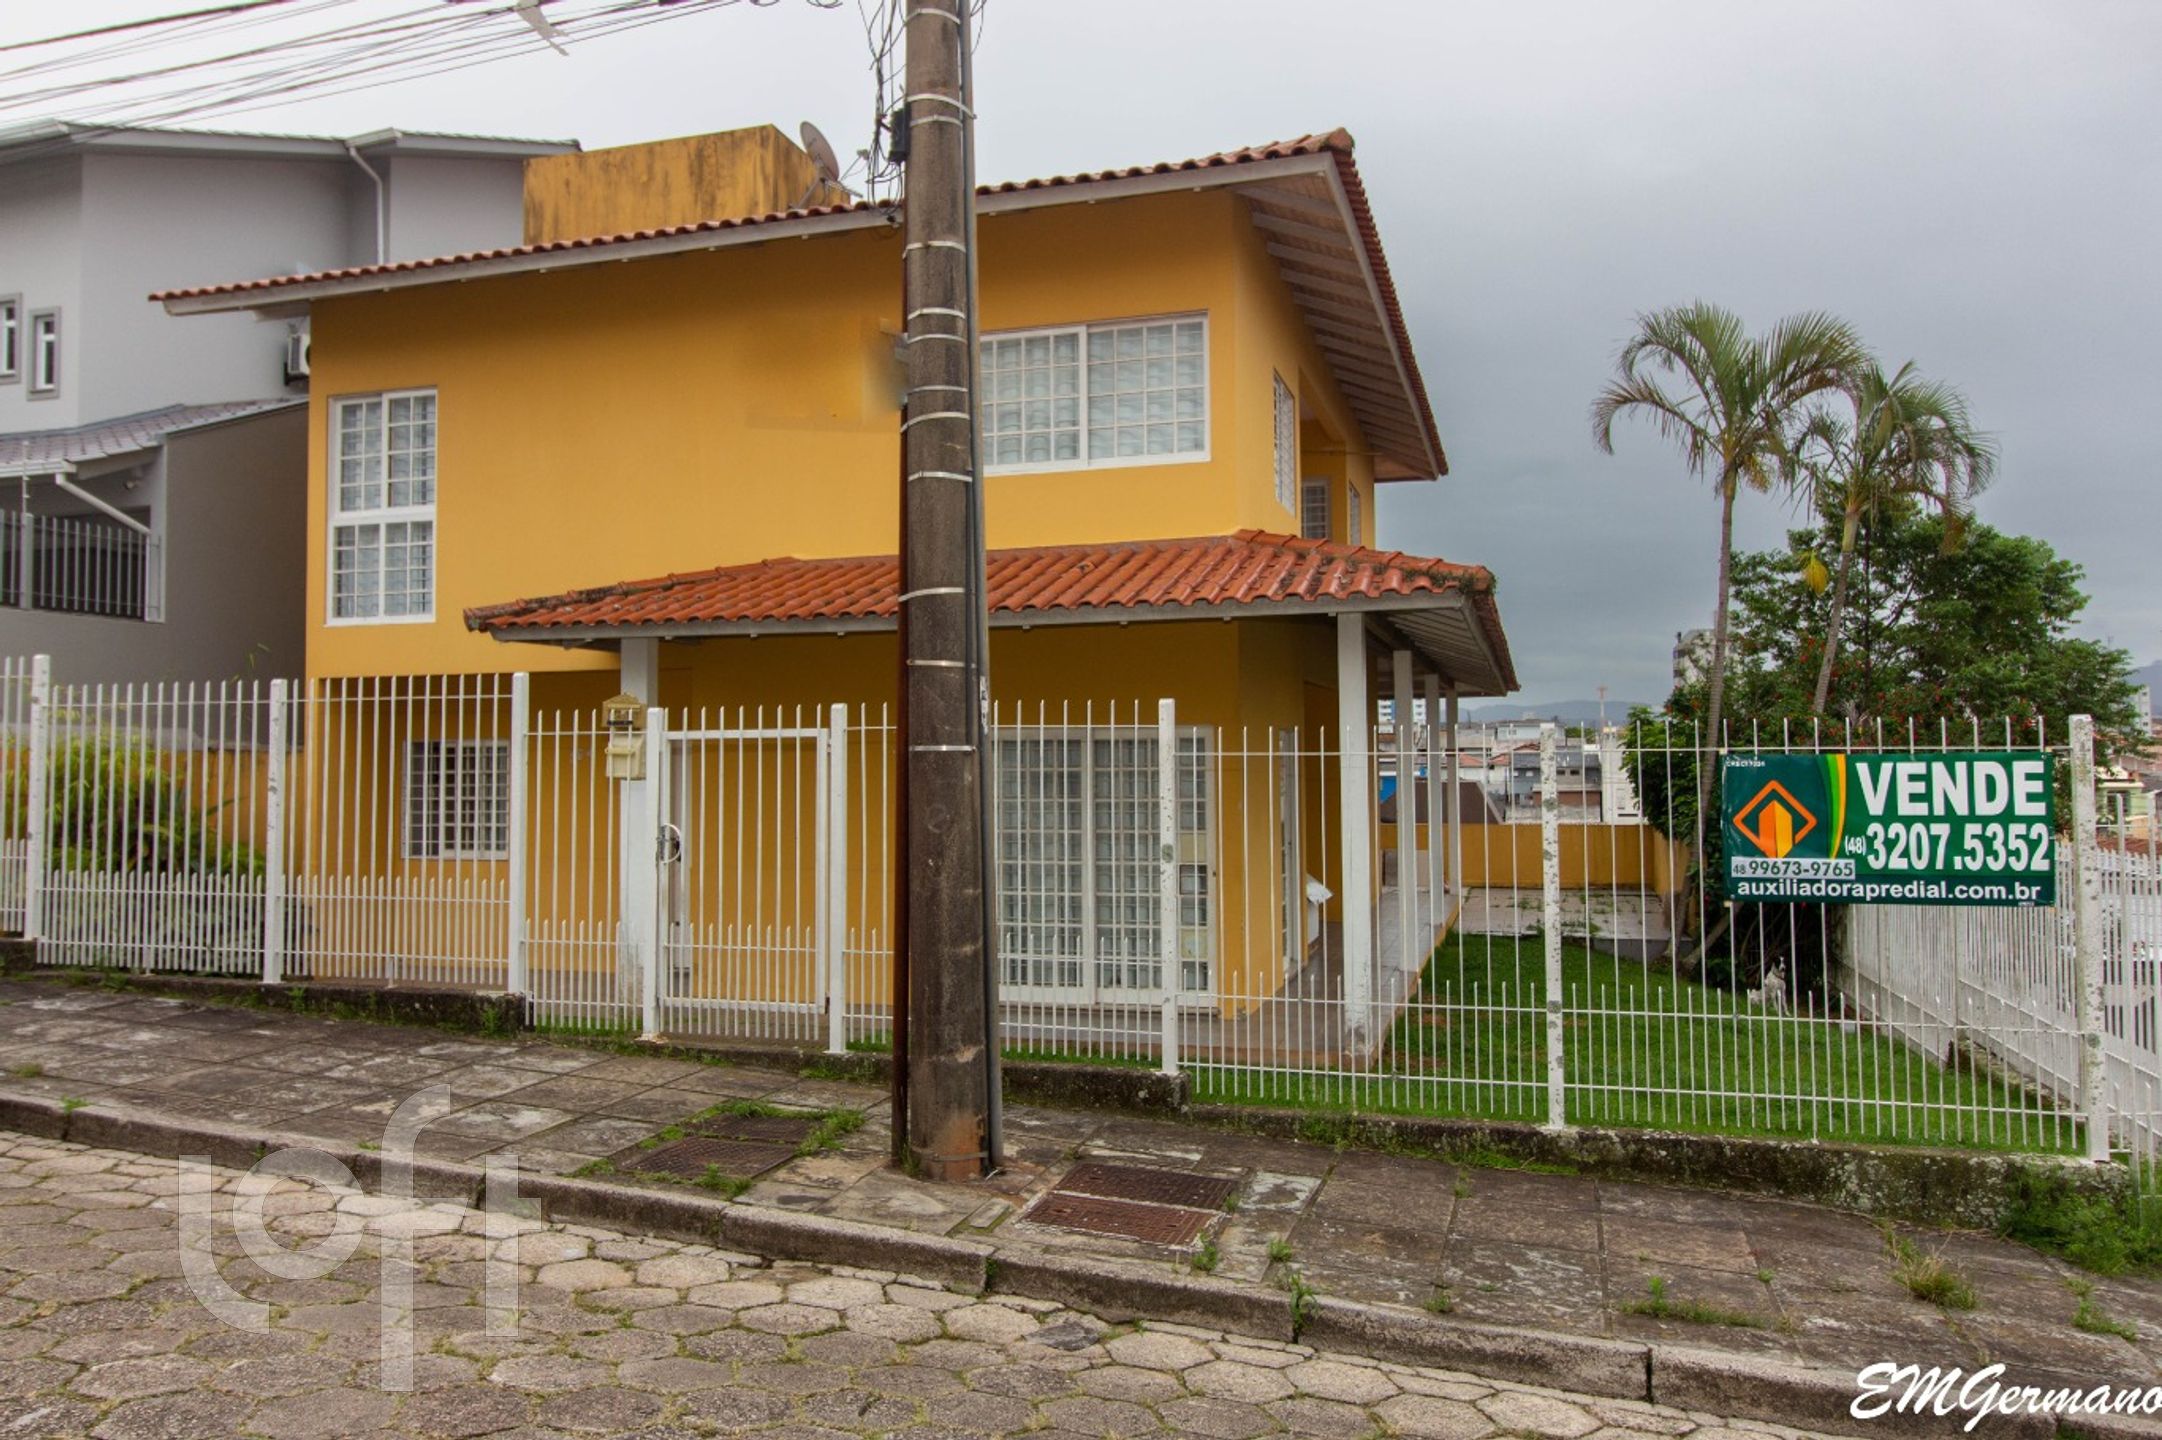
left=16, top=1, right=2159, bottom=703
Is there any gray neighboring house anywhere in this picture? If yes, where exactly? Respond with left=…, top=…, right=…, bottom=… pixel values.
left=0, top=122, right=578, bottom=682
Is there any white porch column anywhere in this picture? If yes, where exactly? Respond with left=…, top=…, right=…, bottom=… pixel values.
left=1335, top=615, right=1374, bottom=1050
left=1391, top=648, right=1417, bottom=975
left=618, top=638, right=660, bottom=1034
left=1422, top=673, right=1445, bottom=928
left=1446, top=686, right=1463, bottom=903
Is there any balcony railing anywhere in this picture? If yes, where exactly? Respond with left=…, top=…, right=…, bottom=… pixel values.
left=0, top=514, right=164, bottom=622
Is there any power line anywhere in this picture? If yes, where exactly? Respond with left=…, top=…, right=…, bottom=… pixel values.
left=0, top=0, right=316, bottom=55
left=0, top=0, right=839, bottom=139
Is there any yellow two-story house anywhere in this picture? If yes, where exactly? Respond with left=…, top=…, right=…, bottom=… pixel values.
left=160, top=126, right=1515, bottom=1055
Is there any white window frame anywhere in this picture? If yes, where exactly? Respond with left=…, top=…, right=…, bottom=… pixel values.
left=992, top=724, right=1216, bottom=1003
left=0, top=297, right=19, bottom=385
left=980, top=313, right=1210, bottom=475
left=26, top=309, right=58, bottom=397
left=1273, top=373, right=1297, bottom=513
left=1301, top=479, right=1330, bottom=541
left=403, top=739, right=510, bottom=860
left=327, top=388, right=436, bottom=626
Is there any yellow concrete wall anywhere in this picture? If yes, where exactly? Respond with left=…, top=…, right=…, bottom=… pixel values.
left=1379, top=820, right=1689, bottom=894
left=522, top=127, right=827, bottom=243
left=304, top=188, right=1388, bottom=680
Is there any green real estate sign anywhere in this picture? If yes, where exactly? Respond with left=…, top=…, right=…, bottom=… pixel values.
left=1720, top=752, right=2056, bottom=907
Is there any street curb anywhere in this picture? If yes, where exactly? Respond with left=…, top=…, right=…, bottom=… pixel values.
left=1647, top=1344, right=2052, bottom=1439
left=9, top=1094, right=2126, bottom=1438
left=1302, top=1295, right=1648, bottom=1400
left=989, top=1247, right=1295, bottom=1343
left=721, top=1206, right=991, bottom=1294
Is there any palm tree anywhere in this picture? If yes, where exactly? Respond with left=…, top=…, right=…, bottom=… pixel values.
left=1789, top=363, right=1997, bottom=716
left=1591, top=303, right=1868, bottom=756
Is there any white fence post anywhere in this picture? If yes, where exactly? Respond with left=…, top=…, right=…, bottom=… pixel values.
left=1392, top=650, right=1417, bottom=973
left=1541, top=722, right=1566, bottom=1129
left=505, top=673, right=530, bottom=997
left=636, top=706, right=666, bottom=1043
left=826, top=703, right=849, bottom=1056
left=261, top=679, right=287, bottom=985
left=2069, top=714, right=2111, bottom=1163
left=22, top=655, right=49, bottom=947
left=1157, top=698, right=1180, bottom=1076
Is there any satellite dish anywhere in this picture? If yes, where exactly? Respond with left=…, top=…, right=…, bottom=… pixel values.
left=799, top=121, right=851, bottom=204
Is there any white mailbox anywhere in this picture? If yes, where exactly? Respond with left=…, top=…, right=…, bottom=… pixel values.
left=602, top=693, right=645, bottom=780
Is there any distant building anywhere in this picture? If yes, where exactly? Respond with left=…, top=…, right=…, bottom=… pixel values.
left=0, top=121, right=575, bottom=681
left=1673, top=628, right=1712, bottom=690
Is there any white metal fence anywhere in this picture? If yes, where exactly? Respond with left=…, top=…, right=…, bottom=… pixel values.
left=0, top=651, right=2140, bottom=1159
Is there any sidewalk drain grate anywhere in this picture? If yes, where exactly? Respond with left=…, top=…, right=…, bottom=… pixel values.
left=1021, top=1192, right=1212, bottom=1246
left=692, top=1114, right=816, bottom=1146
left=616, top=1137, right=795, bottom=1180
left=1055, top=1162, right=1237, bottom=1212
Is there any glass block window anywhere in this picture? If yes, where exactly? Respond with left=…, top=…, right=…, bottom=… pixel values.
left=981, top=316, right=1206, bottom=470
left=404, top=740, right=509, bottom=860
left=992, top=726, right=1213, bottom=996
left=1302, top=480, right=1330, bottom=540
left=1273, top=373, right=1296, bottom=511
left=1347, top=484, right=1364, bottom=546
left=331, top=391, right=436, bottom=621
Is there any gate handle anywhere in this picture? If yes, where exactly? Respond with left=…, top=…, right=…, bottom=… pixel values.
left=657, top=823, right=683, bottom=863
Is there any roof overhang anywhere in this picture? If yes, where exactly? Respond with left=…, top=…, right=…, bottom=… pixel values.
left=480, top=590, right=1512, bottom=699
left=0, top=121, right=575, bottom=168
left=156, top=132, right=1443, bottom=478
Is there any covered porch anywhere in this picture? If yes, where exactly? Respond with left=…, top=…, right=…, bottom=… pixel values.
left=466, top=529, right=1517, bottom=1063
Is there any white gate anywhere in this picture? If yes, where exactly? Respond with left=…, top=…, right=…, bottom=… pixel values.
left=650, top=713, right=847, bottom=1048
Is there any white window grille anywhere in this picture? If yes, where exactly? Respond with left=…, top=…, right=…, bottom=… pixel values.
left=0, top=297, right=18, bottom=383
left=403, top=739, right=509, bottom=860
left=994, top=726, right=1212, bottom=996
left=1347, top=484, right=1364, bottom=546
left=330, top=390, right=436, bottom=622
left=1273, top=373, right=1297, bottom=512
left=981, top=316, right=1206, bottom=471
left=1301, top=479, right=1330, bottom=540
left=27, top=310, right=58, bottom=395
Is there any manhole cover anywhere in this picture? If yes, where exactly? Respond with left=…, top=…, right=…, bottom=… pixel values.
left=1021, top=1192, right=1213, bottom=1246
left=692, top=1114, right=815, bottom=1145
left=615, top=1137, right=796, bottom=1180
left=1056, top=1162, right=1238, bottom=1211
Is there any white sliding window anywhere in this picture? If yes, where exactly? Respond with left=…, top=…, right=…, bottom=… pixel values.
left=981, top=315, right=1206, bottom=471
left=994, top=726, right=1214, bottom=998
left=330, top=390, right=436, bottom=622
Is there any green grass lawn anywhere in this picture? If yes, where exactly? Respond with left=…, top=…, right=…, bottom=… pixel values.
left=1191, top=932, right=2079, bottom=1153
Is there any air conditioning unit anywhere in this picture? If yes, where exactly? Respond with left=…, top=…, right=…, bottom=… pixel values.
left=283, top=326, right=311, bottom=386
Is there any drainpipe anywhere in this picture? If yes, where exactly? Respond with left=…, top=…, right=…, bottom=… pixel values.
left=345, top=141, right=387, bottom=262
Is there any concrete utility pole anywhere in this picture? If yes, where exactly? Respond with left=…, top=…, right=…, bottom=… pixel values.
left=895, top=0, right=995, bottom=1181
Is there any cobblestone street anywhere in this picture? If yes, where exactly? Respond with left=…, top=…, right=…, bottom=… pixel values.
left=0, top=1131, right=1863, bottom=1439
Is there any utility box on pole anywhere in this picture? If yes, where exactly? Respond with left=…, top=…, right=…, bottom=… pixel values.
left=896, top=0, right=995, bottom=1181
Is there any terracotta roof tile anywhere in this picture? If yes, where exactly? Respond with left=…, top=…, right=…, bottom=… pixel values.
left=466, top=529, right=1515, bottom=690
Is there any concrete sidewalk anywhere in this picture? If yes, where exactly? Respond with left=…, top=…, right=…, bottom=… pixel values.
left=0, top=977, right=2155, bottom=1434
